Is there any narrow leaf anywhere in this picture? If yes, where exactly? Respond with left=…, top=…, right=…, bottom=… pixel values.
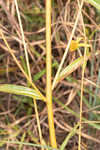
left=60, top=123, right=79, bottom=150
left=57, top=53, right=91, bottom=84
left=85, top=0, right=100, bottom=11
left=0, top=84, right=43, bottom=101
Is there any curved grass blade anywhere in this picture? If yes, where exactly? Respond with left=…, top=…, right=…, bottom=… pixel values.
left=85, top=0, right=100, bottom=11
left=0, top=84, right=44, bottom=101
left=0, top=140, right=58, bottom=150
left=57, top=53, right=91, bottom=85
left=60, top=123, right=79, bottom=150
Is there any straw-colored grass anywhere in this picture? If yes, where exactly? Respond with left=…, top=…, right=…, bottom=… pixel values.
left=0, top=0, right=100, bottom=150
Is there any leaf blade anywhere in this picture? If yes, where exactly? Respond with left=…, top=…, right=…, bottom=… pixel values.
left=85, top=0, right=100, bottom=11
left=0, top=84, right=44, bottom=101
left=57, top=53, right=91, bottom=84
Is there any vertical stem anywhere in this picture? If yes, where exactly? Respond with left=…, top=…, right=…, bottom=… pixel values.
left=77, top=1, right=86, bottom=149
left=14, top=0, right=31, bottom=80
left=46, top=0, right=57, bottom=148
left=33, top=98, right=44, bottom=150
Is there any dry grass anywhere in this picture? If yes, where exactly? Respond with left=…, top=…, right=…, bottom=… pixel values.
left=0, top=0, right=100, bottom=150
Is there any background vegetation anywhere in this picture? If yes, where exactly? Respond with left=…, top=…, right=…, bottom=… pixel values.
left=0, top=0, right=100, bottom=149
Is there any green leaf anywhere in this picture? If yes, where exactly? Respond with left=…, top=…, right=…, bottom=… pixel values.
left=0, top=84, right=42, bottom=100
left=33, top=62, right=58, bottom=81
left=0, top=140, right=59, bottom=150
left=33, top=69, right=46, bottom=81
left=57, top=53, right=91, bottom=83
left=60, top=123, right=79, bottom=150
left=85, top=0, right=100, bottom=11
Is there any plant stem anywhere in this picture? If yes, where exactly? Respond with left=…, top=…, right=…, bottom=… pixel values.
left=46, top=0, right=57, bottom=148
